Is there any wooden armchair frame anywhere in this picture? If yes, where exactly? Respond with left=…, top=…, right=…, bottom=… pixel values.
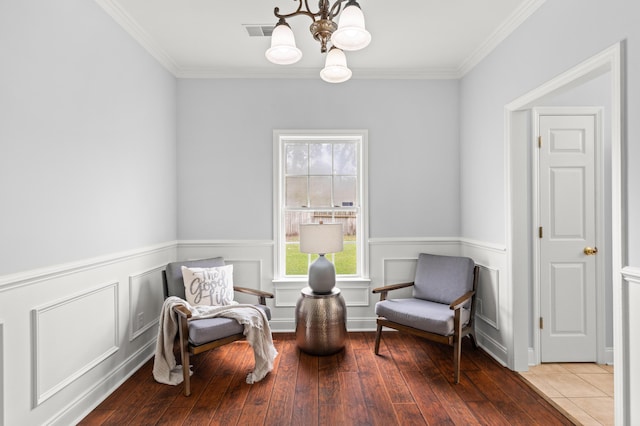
left=372, top=265, right=479, bottom=383
left=162, top=271, right=274, bottom=396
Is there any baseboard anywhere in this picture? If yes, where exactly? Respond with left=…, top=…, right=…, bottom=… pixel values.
left=526, top=346, right=614, bottom=367
left=475, top=329, right=508, bottom=367
left=603, top=347, right=614, bottom=365
left=528, top=347, right=537, bottom=366
left=49, top=340, right=156, bottom=426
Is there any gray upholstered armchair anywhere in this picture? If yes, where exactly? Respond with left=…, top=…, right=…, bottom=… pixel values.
left=372, top=253, right=478, bottom=383
left=162, top=257, right=274, bottom=396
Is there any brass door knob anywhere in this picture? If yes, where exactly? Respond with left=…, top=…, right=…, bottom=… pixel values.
left=584, top=246, right=598, bottom=255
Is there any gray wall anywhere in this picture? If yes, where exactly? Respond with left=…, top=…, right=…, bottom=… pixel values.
left=0, top=0, right=177, bottom=276
left=0, top=1, right=177, bottom=424
left=459, top=0, right=639, bottom=261
left=177, top=78, right=461, bottom=240
left=459, top=1, right=640, bottom=419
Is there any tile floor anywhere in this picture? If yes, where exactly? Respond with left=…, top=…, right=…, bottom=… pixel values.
left=519, top=363, right=614, bottom=425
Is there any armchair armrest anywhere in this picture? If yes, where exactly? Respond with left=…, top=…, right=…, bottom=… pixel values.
left=234, top=286, right=274, bottom=306
left=372, top=282, right=414, bottom=301
left=173, top=304, right=193, bottom=319
left=449, top=290, right=475, bottom=311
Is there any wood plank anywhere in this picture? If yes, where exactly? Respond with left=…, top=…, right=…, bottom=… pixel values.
left=402, top=369, right=454, bottom=425
left=336, top=334, right=359, bottom=372
left=77, top=409, right=114, bottom=425
left=412, top=337, right=487, bottom=402
left=208, top=341, right=255, bottom=426
left=154, top=406, right=192, bottom=425
left=353, top=349, right=398, bottom=425
left=384, top=332, right=422, bottom=372
left=180, top=343, right=241, bottom=425
left=291, top=351, right=319, bottom=426
left=393, top=403, right=428, bottom=426
left=264, top=336, right=298, bottom=426
left=318, top=353, right=343, bottom=406
left=468, top=351, right=573, bottom=425
left=340, top=371, right=371, bottom=425
left=466, top=401, right=514, bottom=426
left=79, top=332, right=574, bottom=426
left=236, top=337, right=285, bottom=425
left=372, top=354, right=414, bottom=404
left=408, top=368, right=481, bottom=425
left=319, top=404, right=347, bottom=425
left=101, top=370, right=159, bottom=425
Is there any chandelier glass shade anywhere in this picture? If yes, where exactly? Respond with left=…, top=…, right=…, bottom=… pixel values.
left=265, top=20, right=302, bottom=65
left=320, top=47, right=352, bottom=83
left=331, top=3, right=371, bottom=51
left=265, top=0, right=370, bottom=83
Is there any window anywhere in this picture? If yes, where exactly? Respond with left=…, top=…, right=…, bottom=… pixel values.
left=274, top=130, right=368, bottom=280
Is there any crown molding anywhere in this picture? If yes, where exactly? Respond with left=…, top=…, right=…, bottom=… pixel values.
left=96, top=0, right=544, bottom=80
left=94, top=0, right=180, bottom=75
left=457, top=0, right=546, bottom=76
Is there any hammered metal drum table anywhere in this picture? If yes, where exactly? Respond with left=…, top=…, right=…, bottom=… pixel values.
left=295, top=287, right=347, bottom=355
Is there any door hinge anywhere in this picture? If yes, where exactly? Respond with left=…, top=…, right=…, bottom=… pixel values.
left=538, top=135, right=542, bottom=148
left=540, top=317, right=544, bottom=329
left=539, top=226, right=543, bottom=238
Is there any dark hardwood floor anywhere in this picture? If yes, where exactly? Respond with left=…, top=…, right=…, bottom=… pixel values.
left=79, top=332, right=574, bottom=425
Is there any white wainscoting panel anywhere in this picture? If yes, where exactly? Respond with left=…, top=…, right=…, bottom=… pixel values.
left=621, top=266, right=640, bottom=424
left=32, top=282, right=119, bottom=406
left=475, top=265, right=500, bottom=330
left=129, top=265, right=165, bottom=341
left=273, top=280, right=370, bottom=308
left=0, top=242, right=176, bottom=426
left=273, top=282, right=302, bottom=308
left=460, top=239, right=509, bottom=366
left=339, top=283, right=370, bottom=306
left=0, top=322, right=4, bottom=426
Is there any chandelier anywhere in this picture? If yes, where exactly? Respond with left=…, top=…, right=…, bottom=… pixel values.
left=265, top=0, right=371, bottom=83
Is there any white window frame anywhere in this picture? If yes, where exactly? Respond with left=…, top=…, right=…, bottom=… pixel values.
left=273, top=129, right=369, bottom=281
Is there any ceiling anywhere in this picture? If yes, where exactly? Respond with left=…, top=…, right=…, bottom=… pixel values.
left=96, top=0, right=543, bottom=79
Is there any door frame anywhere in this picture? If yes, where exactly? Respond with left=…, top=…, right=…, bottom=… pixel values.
left=532, top=106, right=606, bottom=364
left=504, top=41, right=627, bottom=422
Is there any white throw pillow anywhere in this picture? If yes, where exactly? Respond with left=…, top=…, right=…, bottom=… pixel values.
left=181, top=264, right=234, bottom=306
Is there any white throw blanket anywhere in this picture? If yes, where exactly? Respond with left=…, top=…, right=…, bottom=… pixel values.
left=153, top=296, right=278, bottom=386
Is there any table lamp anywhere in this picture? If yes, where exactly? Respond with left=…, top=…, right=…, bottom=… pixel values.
left=299, top=223, right=343, bottom=294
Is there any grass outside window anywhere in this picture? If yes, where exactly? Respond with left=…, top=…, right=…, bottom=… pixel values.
left=286, top=236, right=357, bottom=276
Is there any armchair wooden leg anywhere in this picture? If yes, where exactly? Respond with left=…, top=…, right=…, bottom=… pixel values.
left=453, top=309, right=463, bottom=384
left=177, top=315, right=191, bottom=396
left=374, top=323, right=383, bottom=355
left=453, top=335, right=462, bottom=384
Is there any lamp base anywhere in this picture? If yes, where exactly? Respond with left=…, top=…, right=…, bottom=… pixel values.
left=308, top=254, right=336, bottom=294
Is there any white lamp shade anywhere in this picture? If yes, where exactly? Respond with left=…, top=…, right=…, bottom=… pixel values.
left=299, top=223, right=343, bottom=254
left=331, top=3, right=371, bottom=51
left=320, top=48, right=352, bottom=83
left=265, top=23, right=302, bottom=65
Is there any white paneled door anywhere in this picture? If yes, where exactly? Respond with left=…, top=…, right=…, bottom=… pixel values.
left=538, top=113, right=600, bottom=362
